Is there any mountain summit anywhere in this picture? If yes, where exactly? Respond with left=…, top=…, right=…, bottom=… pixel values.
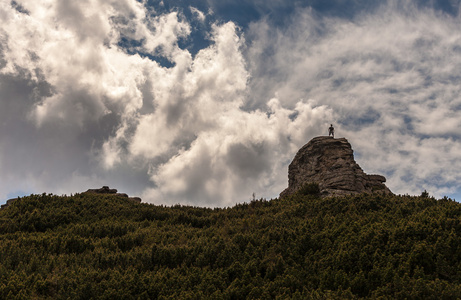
left=280, top=136, right=392, bottom=198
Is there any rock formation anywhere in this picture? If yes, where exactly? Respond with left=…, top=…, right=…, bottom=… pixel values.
left=280, top=136, right=392, bottom=198
left=1, top=186, right=142, bottom=209
left=84, top=186, right=142, bottom=203
left=1, top=198, right=18, bottom=209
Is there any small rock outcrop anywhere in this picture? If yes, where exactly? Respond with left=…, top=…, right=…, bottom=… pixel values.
left=85, top=186, right=142, bottom=203
left=280, top=136, right=392, bottom=198
left=1, top=186, right=142, bottom=209
left=86, top=186, right=118, bottom=194
left=1, top=198, right=18, bottom=209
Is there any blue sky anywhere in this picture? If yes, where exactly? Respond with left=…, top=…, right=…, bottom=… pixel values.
left=1, top=0, right=461, bottom=206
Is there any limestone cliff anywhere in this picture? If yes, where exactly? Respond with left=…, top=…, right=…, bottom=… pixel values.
left=280, top=136, right=392, bottom=198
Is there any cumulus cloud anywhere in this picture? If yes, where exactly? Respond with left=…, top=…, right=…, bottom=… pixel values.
left=1, top=0, right=460, bottom=206
left=0, top=0, right=190, bottom=198
left=142, top=98, right=332, bottom=206
left=0, top=0, right=332, bottom=206
left=100, top=19, right=333, bottom=206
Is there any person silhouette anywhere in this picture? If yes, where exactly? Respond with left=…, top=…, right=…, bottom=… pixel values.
left=328, top=124, right=334, bottom=138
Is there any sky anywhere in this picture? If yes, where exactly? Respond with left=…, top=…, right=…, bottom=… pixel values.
left=1, top=0, right=461, bottom=207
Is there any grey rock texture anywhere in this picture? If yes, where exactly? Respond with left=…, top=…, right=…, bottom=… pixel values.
left=86, top=186, right=118, bottom=194
left=280, top=136, right=392, bottom=198
left=85, top=186, right=142, bottom=203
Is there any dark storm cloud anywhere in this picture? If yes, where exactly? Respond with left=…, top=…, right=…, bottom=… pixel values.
left=226, top=142, right=271, bottom=178
left=0, top=67, right=152, bottom=198
left=0, top=74, right=87, bottom=192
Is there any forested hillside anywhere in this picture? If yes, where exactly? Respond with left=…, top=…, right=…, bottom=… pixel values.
left=1, top=190, right=461, bottom=299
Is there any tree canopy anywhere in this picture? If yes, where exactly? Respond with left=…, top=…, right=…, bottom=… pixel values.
left=1, top=190, right=461, bottom=299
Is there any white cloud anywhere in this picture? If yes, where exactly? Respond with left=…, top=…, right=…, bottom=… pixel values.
left=103, top=20, right=333, bottom=206
left=0, top=0, right=333, bottom=206
left=143, top=99, right=332, bottom=206
left=1, top=0, right=461, bottom=206
left=245, top=2, right=461, bottom=198
left=190, top=6, right=206, bottom=22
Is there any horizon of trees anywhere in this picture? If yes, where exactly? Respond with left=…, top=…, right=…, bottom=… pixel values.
left=1, top=188, right=461, bottom=298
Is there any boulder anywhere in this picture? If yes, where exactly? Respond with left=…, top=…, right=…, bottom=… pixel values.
left=280, top=136, right=392, bottom=198
left=84, top=186, right=142, bottom=203
left=85, top=186, right=118, bottom=194
left=129, top=197, right=142, bottom=203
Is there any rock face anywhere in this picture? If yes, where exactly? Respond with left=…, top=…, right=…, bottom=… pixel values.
left=85, top=186, right=142, bottom=203
left=280, top=136, right=392, bottom=198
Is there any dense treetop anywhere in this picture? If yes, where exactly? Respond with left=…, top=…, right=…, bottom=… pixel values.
left=1, top=189, right=461, bottom=299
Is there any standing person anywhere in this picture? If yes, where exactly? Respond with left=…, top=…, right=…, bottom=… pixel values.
left=328, top=124, right=334, bottom=138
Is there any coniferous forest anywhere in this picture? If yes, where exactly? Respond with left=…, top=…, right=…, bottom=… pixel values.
left=1, top=189, right=461, bottom=299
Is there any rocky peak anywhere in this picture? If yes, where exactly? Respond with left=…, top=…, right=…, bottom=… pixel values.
left=280, top=136, right=392, bottom=198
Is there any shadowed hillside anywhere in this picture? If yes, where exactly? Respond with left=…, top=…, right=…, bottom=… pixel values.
left=1, top=191, right=461, bottom=299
